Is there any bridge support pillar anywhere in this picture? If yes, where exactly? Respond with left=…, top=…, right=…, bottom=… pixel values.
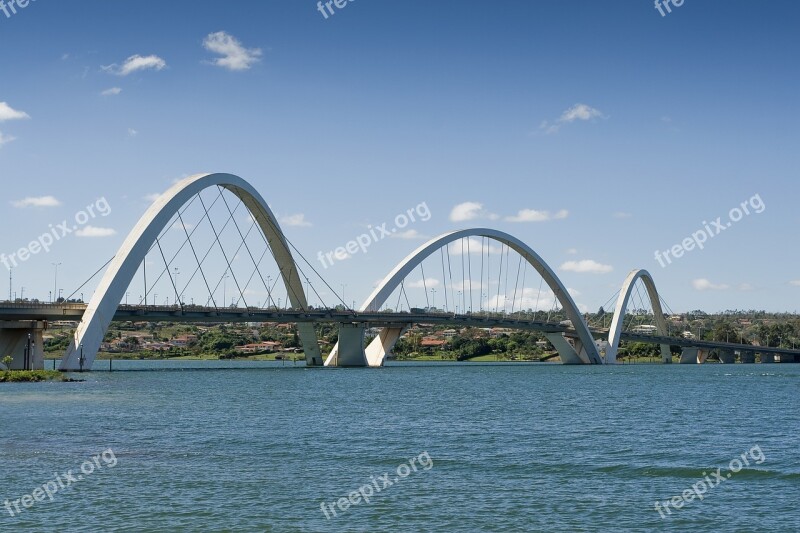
left=297, top=323, right=323, bottom=366
left=545, top=333, right=587, bottom=364
left=760, top=352, right=775, bottom=363
left=718, top=349, right=735, bottom=364
left=740, top=350, right=755, bottom=364
left=365, top=326, right=408, bottom=367
left=0, top=321, right=46, bottom=370
left=680, top=347, right=701, bottom=364
left=335, top=323, right=368, bottom=367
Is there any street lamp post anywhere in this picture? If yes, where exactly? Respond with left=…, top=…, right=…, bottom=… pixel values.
left=174, top=267, right=181, bottom=304
left=52, top=262, right=62, bottom=303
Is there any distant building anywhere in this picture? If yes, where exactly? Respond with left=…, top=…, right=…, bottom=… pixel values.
left=234, top=341, right=283, bottom=354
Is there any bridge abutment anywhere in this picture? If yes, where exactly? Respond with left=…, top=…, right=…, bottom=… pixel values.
left=365, top=326, right=408, bottom=366
left=740, top=350, right=756, bottom=363
left=0, top=321, right=46, bottom=370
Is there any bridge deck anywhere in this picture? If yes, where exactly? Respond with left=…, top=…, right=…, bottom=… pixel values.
left=2, top=304, right=799, bottom=357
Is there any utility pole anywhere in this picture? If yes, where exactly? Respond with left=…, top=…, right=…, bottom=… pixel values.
left=8, top=267, right=11, bottom=301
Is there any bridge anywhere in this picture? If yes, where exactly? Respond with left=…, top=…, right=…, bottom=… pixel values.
left=1, top=173, right=796, bottom=370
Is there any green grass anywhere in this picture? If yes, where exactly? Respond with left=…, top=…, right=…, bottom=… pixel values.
left=1, top=370, right=66, bottom=383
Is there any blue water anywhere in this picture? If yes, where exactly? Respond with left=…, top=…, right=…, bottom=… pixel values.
left=1, top=361, right=799, bottom=532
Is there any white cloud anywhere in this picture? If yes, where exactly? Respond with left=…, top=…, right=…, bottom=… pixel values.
left=171, top=221, right=194, bottom=231
left=505, top=208, right=569, bottom=222
left=738, top=283, right=754, bottom=291
left=0, top=131, right=16, bottom=148
left=12, top=196, right=62, bottom=208
left=103, top=54, right=167, bottom=76
left=143, top=193, right=161, bottom=202
left=0, top=102, right=30, bottom=122
left=790, top=280, right=800, bottom=287
left=448, top=236, right=502, bottom=256
left=449, top=201, right=498, bottom=222
left=560, top=259, right=613, bottom=274
left=692, top=278, right=729, bottom=291
left=280, top=213, right=312, bottom=227
left=203, top=31, right=262, bottom=71
left=505, top=209, right=548, bottom=222
left=406, top=278, right=440, bottom=289
left=566, top=248, right=578, bottom=255
left=75, top=225, right=117, bottom=237
left=540, top=103, right=606, bottom=134
left=127, top=128, right=138, bottom=137
left=101, top=87, right=122, bottom=96
left=391, top=229, right=427, bottom=240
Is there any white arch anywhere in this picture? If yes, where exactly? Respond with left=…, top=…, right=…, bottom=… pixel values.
left=325, top=228, right=601, bottom=366
left=59, top=173, right=321, bottom=370
left=605, top=269, right=671, bottom=364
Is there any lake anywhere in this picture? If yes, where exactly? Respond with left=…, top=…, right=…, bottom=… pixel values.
left=1, top=361, right=799, bottom=532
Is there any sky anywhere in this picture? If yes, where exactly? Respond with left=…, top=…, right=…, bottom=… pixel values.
left=0, top=0, right=798, bottom=313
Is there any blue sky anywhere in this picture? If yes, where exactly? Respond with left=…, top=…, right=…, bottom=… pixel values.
left=0, top=0, right=798, bottom=313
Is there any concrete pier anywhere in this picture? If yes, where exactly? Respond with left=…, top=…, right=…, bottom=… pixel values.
left=0, top=321, right=46, bottom=370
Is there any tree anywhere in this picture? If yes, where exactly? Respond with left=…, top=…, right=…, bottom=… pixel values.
left=2, top=355, right=12, bottom=371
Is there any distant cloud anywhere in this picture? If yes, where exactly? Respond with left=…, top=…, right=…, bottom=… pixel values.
left=143, top=193, right=161, bottom=202
left=280, top=213, right=312, bottom=227
left=171, top=221, right=194, bottom=231
left=505, top=208, right=568, bottom=222
left=0, top=102, right=30, bottom=122
left=566, top=248, right=578, bottom=255
left=203, top=31, right=262, bottom=71
left=449, top=201, right=498, bottom=222
left=790, top=280, right=800, bottom=287
left=560, top=259, right=613, bottom=274
left=406, top=278, right=440, bottom=289
left=540, top=103, right=606, bottom=134
left=738, top=283, right=754, bottom=291
left=12, top=196, right=61, bottom=208
left=613, top=212, right=632, bottom=219
left=127, top=128, right=138, bottom=137
left=0, top=131, right=16, bottom=148
left=101, top=87, right=122, bottom=96
left=391, top=229, right=428, bottom=240
left=692, top=278, right=729, bottom=291
left=75, top=225, right=117, bottom=238
left=103, top=54, right=167, bottom=76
